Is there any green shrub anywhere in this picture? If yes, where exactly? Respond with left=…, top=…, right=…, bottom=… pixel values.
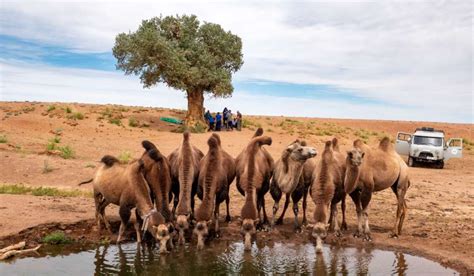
left=68, top=112, right=84, bottom=120
left=65, top=107, right=72, bottom=113
left=46, top=141, right=56, bottom=151
left=0, top=135, right=7, bottom=144
left=46, top=105, right=56, bottom=112
left=128, top=117, right=139, bottom=127
left=118, top=151, right=132, bottom=163
left=58, top=145, right=74, bottom=159
left=42, top=231, right=72, bottom=245
left=108, top=118, right=122, bottom=126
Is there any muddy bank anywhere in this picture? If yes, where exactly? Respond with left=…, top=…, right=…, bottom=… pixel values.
left=0, top=218, right=470, bottom=274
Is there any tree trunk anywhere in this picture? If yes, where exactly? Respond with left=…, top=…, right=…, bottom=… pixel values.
left=185, top=89, right=206, bottom=127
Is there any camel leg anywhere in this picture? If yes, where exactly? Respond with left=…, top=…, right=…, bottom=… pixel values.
left=117, top=206, right=131, bottom=243
left=214, top=201, right=220, bottom=238
left=94, top=192, right=102, bottom=231
left=360, top=188, right=373, bottom=241
left=292, top=200, right=301, bottom=232
left=302, top=188, right=308, bottom=226
left=330, top=203, right=341, bottom=237
left=341, top=194, right=348, bottom=231
left=349, top=191, right=363, bottom=237
left=276, top=194, right=290, bottom=225
left=134, top=209, right=143, bottom=243
left=261, top=196, right=269, bottom=227
left=270, top=181, right=282, bottom=228
left=171, top=191, right=178, bottom=220
left=225, top=194, right=231, bottom=222
left=391, top=179, right=409, bottom=237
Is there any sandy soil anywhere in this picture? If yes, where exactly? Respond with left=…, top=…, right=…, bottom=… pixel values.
left=0, top=101, right=473, bottom=274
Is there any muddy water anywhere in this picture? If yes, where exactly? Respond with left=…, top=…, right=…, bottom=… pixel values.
left=0, top=242, right=457, bottom=275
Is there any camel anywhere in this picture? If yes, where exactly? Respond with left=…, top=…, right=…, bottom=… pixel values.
left=168, top=131, right=204, bottom=244
left=194, top=133, right=236, bottom=249
left=344, top=137, right=410, bottom=240
left=270, top=140, right=317, bottom=232
left=141, top=140, right=173, bottom=223
left=311, top=138, right=347, bottom=253
left=235, top=128, right=273, bottom=250
left=91, top=152, right=171, bottom=253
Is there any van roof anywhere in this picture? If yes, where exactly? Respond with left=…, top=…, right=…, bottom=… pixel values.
left=413, top=130, right=445, bottom=138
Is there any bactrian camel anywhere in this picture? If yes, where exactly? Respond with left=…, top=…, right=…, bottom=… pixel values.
left=194, top=134, right=236, bottom=249
left=168, top=131, right=204, bottom=244
left=91, top=152, right=171, bottom=253
left=270, top=140, right=317, bottom=232
left=235, top=128, right=274, bottom=250
left=311, top=138, right=347, bottom=253
left=345, top=137, right=410, bottom=240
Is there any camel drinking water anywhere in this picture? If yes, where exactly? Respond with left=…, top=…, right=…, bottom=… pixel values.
left=194, top=134, right=236, bottom=249
left=235, top=128, right=274, bottom=250
left=90, top=151, right=171, bottom=253
left=168, top=131, right=204, bottom=244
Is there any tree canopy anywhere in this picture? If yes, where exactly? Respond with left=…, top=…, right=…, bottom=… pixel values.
left=113, top=14, right=243, bottom=98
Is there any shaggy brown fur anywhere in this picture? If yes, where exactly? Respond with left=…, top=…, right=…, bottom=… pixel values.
left=345, top=137, right=410, bottom=240
left=194, top=134, right=236, bottom=249
left=168, top=132, right=204, bottom=244
left=311, top=139, right=347, bottom=253
left=140, top=140, right=173, bottom=223
left=235, top=128, right=274, bottom=250
left=270, top=140, right=317, bottom=232
left=91, top=151, right=170, bottom=252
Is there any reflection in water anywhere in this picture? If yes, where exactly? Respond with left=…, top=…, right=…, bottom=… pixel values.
left=0, top=242, right=458, bottom=275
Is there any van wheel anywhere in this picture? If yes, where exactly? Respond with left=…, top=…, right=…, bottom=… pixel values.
left=436, top=161, right=444, bottom=169
left=408, top=157, right=415, bottom=167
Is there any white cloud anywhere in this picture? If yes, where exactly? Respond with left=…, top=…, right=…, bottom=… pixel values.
left=0, top=0, right=472, bottom=122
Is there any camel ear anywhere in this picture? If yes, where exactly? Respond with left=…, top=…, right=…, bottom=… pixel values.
left=148, top=149, right=162, bottom=162
left=142, top=140, right=157, bottom=151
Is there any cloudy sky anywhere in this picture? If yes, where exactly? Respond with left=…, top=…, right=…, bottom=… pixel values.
left=0, top=0, right=472, bottom=123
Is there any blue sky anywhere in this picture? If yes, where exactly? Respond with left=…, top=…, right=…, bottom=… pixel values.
left=0, top=1, right=472, bottom=123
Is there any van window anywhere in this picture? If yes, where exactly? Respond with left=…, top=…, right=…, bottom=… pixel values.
left=413, top=136, right=442, bottom=146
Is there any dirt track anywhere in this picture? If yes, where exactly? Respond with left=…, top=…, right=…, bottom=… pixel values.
left=0, top=102, right=473, bottom=274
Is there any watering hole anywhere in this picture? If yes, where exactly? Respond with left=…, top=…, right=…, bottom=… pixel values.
left=0, top=242, right=457, bottom=275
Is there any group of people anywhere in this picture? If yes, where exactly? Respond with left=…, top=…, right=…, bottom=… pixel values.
left=204, top=107, right=242, bottom=131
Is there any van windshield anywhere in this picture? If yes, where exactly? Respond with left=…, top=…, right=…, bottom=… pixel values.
left=413, top=136, right=442, bottom=146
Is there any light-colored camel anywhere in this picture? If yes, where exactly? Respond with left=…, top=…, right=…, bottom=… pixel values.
left=194, top=134, right=236, bottom=249
left=168, top=131, right=204, bottom=244
left=91, top=153, right=170, bottom=253
left=235, top=128, right=273, bottom=250
left=311, top=138, right=347, bottom=253
left=270, top=140, right=317, bottom=231
left=345, top=137, right=410, bottom=240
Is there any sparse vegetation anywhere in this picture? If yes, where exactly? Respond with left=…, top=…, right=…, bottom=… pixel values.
left=242, top=118, right=261, bottom=129
left=67, top=112, right=84, bottom=120
left=0, top=135, right=7, bottom=143
left=58, top=145, right=75, bottom=159
left=128, top=117, right=139, bottom=127
left=42, top=231, right=72, bottom=245
left=65, top=107, right=72, bottom=114
left=42, top=160, right=54, bottom=174
left=46, top=105, right=56, bottom=112
left=46, top=136, right=61, bottom=151
left=108, top=118, right=122, bottom=126
left=0, top=184, right=91, bottom=197
left=85, top=163, right=96, bottom=168
left=118, top=151, right=132, bottom=163
left=173, top=122, right=207, bottom=133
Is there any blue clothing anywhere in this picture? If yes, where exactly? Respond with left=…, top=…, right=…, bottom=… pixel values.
left=216, top=114, right=222, bottom=122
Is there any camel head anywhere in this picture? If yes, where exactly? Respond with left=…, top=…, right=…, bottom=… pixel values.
left=346, top=148, right=365, bottom=167
left=146, top=211, right=171, bottom=254
left=193, top=219, right=212, bottom=250
left=286, top=141, right=318, bottom=162
left=240, top=218, right=258, bottom=251
left=176, top=213, right=191, bottom=245
left=312, top=222, right=329, bottom=254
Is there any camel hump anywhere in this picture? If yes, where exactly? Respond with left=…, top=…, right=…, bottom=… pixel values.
left=254, top=136, right=272, bottom=147
left=331, top=138, right=339, bottom=151
left=101, top=155, right=119, bottom=167
left=353, top=139, right=364, bottom=148
left=211, top=133, right=221, bottom=146
left=142, top=140, right=157, bottom=152
left=324, top=140, right=332, bottom=150
left=253, top=127, right=264, bottom=138
left=183, top=131, right=190, bottom=141
left=379, top=137, right=392, bottom=151
left=147, top=149, right=163, bottom=162
left=208, top=135, right=219, bottom=149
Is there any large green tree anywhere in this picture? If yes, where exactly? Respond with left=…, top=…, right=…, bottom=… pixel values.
left=113, top=15, right=243, bottom=126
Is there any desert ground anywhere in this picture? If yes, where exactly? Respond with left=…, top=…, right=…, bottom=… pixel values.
left=0, top=101, right=473, bottom=273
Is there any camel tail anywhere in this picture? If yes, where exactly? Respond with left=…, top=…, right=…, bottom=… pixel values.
left=78, top=179, right=93, bottom=186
